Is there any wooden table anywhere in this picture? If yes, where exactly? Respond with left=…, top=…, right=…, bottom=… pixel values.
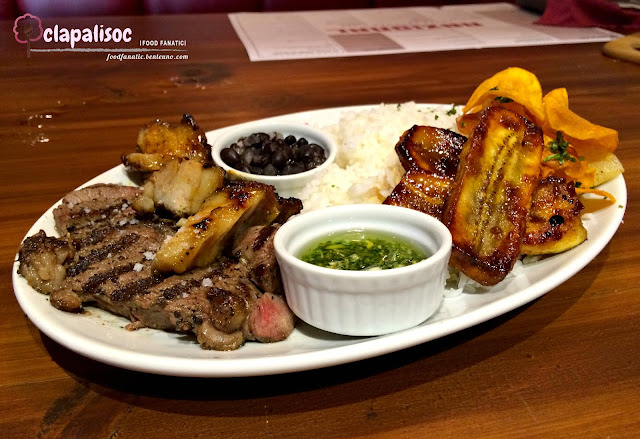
left=1, top=13, right=638, bottom=438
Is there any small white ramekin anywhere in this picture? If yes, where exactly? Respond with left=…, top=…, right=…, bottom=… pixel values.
left=210, top=121, right=337, bottom=198
left=274, top=204, right=452, bottom=336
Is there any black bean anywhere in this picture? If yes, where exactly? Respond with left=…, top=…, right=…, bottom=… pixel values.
left=310, top=144, right=325, bottom=158
left=244, top=133, right=261, bottom=146
left=299, top=144, right=312, bottom=161
left=231, top=143, right=244, bottom=155
left=291, top=145, right=301, bottom=160
left=220, top=147, right=240, bottom=165
left=263, top=164, right=278, bottom=176
left=281, top=164, right=293, bottom=175
left=284, top=135, right=296, bottom=145
left=265, top=141, right=278, bottom=155
left=296, top=137, right=308, bottom=147
left=272, top=150, right=286, bottom=168
left=310, top=157, right=325, bottom=168
left=241, top=149, right=254, bottom=165
left=289, top=163, right=305, bottom=174
left=238, top=163, right=252, bottom=173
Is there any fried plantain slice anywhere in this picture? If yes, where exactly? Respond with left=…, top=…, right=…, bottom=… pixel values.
left=383, top=168, right=453, bottom=220
left=395, top=125, right=466, bottom=177
left=522, top=177, right=586, bottom=255
left=442, top=106, right=543, bottom=286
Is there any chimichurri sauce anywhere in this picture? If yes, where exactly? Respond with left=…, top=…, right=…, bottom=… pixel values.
left=300, top=230, right=428, bottom=271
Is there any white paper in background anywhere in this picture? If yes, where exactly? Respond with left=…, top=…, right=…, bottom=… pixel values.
left=228, top=2, right=621, bottom=61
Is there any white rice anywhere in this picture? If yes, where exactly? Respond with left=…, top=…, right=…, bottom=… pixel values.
left=299, top=102, right=460, bottom=211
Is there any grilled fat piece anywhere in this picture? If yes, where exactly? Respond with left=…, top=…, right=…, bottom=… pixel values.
left=442, top=107, right=543, bottom=286
left=133, top=159, right=225, bottom=217
left=122, top=114, right=211, bottom=173
left=522, top=176, right=586, bottom=255
left=154, top=181, right=281, bottom=273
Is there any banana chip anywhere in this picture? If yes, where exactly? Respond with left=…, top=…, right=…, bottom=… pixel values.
left=461, top=67, right=545, bottom=124
left=542, top=88, right=619, bottom=161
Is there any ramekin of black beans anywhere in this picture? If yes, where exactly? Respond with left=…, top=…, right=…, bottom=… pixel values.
left=210, top=121, right=337, bottom=197
left=220, top=131, right=327, bottom=176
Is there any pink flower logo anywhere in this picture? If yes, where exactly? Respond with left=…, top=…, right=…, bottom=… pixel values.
left=13, top=13, right=43, bottom=58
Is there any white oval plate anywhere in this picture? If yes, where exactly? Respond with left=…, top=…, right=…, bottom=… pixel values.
left=12, top=105, right=627, bottom=377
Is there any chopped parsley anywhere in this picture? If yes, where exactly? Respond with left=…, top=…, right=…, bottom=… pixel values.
left=447, top=105, right=457, bottom=116
left=490, top=86, right=499, bottom=91
left=574, top=181, right=582, bottom=188
left=543, top=131, right=579, bottom=165
left=494, top=96, right=513, bottom=103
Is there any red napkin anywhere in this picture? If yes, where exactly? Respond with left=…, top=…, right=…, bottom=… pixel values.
left=536, top=0, right=640, bottom=33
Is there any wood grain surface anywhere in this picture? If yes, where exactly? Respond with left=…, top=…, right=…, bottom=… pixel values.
left=1, top=13, right=639, bottom=439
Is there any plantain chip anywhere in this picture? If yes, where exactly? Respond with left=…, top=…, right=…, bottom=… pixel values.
left=542, top=88, right=619, bottom=162
left=591, top=152, right=625, bottom=186
left=461, top=67, right=545, bottom=124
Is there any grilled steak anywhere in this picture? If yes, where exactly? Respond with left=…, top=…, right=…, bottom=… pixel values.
left=18, top=184, right=298, bottom=351
left=53, top=183, right=142, bottom=233
left=18, top=230, right=74, bottom=295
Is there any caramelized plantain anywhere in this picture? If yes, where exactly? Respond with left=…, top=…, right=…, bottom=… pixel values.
left=383, top=168, right=453, bottom=220
left=522, top=177, right=586, bottom=255
left=154, top=181, right=280, bottom=273
left=395, top=125, right=466, bottom=177
left=442, top=107, right=543, bottom=286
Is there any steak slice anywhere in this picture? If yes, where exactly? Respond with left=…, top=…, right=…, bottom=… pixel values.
left=55, top=220, right=176, bottom=315
left=53, top=183, right=142, bottom=234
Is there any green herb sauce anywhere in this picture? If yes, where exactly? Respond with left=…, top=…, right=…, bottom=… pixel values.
left=300, top=230, right=429, bottom=271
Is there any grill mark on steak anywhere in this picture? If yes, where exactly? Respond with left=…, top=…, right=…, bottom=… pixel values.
left=82, top=263, right=136, bottom=295
left=67, top=233, right=140, bottom=277
left=160, top=278, right=201, bottom=301
left=111, top=274, right=166, bottom=301
left=72, top=226, right=115, bottom=249
left=253, top=224, right=276, bottom=251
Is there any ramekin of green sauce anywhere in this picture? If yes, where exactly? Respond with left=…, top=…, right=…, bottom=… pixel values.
left=274, top=204, right=452, bottom=336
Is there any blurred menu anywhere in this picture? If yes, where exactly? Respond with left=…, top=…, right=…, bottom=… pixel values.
left=229, top=2, right=620, bottom=61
